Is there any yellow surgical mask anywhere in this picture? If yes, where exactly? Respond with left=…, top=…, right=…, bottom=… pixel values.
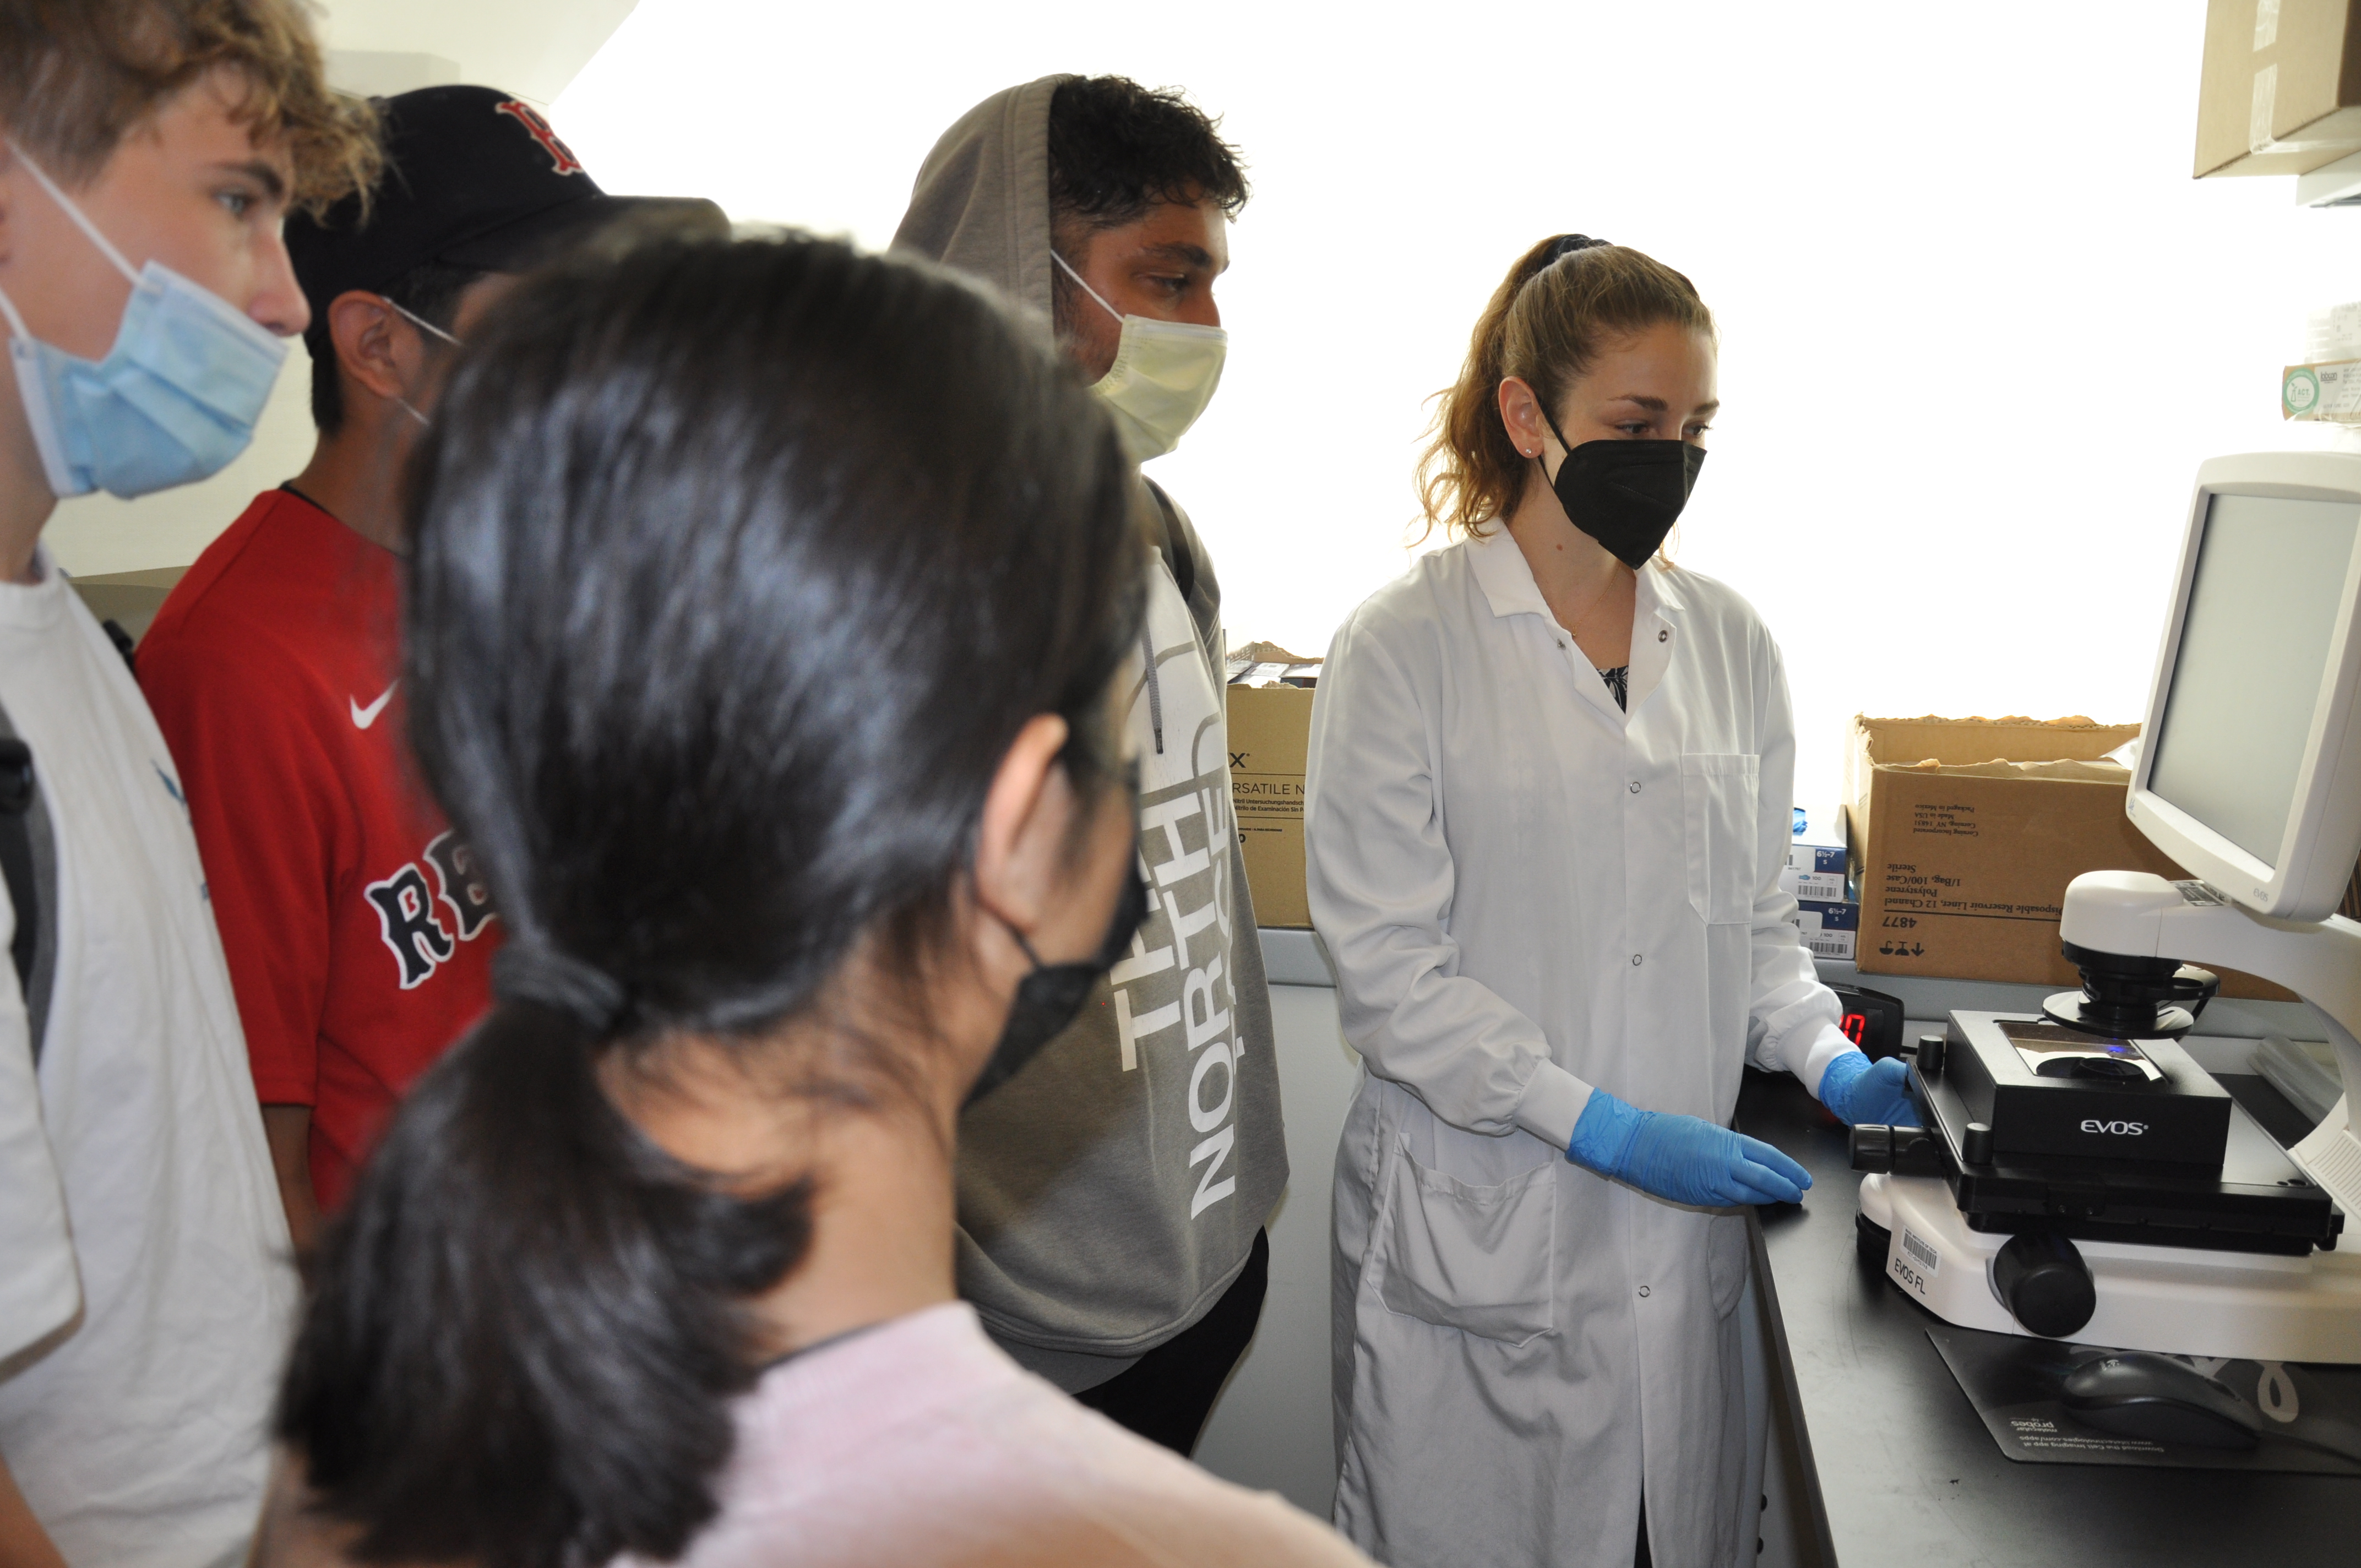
left=1054, top=251, right=1226, bottom=462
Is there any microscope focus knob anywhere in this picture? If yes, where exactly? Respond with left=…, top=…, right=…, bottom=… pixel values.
left=1993, top=1230, right=2096, bottom=1339
left=1848, top=1125, right=1947, bottom=1177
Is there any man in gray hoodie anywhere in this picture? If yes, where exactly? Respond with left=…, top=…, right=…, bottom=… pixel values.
left=894, top=74, right=1286, bottom=1455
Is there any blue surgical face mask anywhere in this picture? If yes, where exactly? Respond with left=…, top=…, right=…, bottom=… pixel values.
left=0, top=143, right=288, bottom=499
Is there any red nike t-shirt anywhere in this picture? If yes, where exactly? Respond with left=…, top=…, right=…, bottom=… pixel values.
left=139, top=488, right=497, bottom=1210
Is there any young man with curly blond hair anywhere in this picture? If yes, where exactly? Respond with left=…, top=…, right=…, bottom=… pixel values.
left=0, top=4, right=376, bottom=1564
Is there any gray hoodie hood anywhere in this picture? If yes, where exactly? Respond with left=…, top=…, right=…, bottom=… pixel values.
left=892, top=74, right=1073, bottom=323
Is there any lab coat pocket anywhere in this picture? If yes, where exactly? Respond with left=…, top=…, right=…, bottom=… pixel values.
left=1373, top=1143, right=1558, bottom=1346
left=1680, top=752, right=1760, bottom=925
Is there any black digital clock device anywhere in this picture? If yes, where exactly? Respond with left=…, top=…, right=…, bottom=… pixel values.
left=1826, top=982, right=1906, bottom=1060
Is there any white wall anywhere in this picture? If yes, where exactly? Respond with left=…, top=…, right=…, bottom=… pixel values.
left=315, top=0, right=638, bottom=108
left=546, top=0, right=2361, bottom=810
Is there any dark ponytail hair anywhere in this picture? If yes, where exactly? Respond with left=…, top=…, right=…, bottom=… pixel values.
left=275, top=235, right=1145, bottom=1567
left=1418, top=233, right=1713, bottom=541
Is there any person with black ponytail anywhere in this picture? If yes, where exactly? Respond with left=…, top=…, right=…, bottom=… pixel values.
left=256, top=234, right=1369, bottom=1568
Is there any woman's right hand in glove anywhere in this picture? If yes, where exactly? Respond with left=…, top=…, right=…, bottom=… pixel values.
left=1564, top=1086, right=1811, bottom=1207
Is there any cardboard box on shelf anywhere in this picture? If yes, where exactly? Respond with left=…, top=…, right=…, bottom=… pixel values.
left=1227, top=683, right=1315, bottom=929
left=2196, top=1, right=2361, bottom=178
left=1843, top=715, right=2292, bottom=998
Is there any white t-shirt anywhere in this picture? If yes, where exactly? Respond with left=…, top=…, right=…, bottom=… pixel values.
left=0, top=546, right=296, bottom=1568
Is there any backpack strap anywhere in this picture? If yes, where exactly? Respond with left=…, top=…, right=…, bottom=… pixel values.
left=0, top=702, right=57, bottom=1065
left=101, top=617, right=137, bottom=674
left=1140, top=477, right=1223, bottom=664
left=1142, top=478, right=1193, bottom=605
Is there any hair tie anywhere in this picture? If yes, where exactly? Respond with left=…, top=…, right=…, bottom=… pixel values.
left=1547, top=233, right=1612, bottom=264
left=493, top=944, right=628, bottom=1034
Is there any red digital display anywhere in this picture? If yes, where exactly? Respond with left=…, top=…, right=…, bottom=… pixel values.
left=1841, top=1012, right=1869, bottom=1044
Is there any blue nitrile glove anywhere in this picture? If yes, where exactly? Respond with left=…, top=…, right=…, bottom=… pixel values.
left=1564, top=1087, right=1811, bottom=1206
left=1818, top=1050, right=1921, bottom=1129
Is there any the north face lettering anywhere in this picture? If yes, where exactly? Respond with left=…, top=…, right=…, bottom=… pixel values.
left=425, top=830, right=495, bottom=940
left=1189, top=1125, right=1235, bottom=1217
left=1115, top=772, right=1243, bottom=1218
left=365, top=864, right=454, bottom=988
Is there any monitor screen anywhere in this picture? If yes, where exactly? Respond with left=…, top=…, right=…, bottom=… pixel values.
left=2147, top=492, right=2361, bottom=868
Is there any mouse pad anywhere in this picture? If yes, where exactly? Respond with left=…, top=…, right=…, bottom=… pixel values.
left=1928, top=1324, right=2361, bottom=1474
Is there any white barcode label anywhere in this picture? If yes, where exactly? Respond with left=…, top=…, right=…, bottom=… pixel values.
left=1901, top=1228, right=1940, bottom=1275
left=1805, top=931, right=1855, bottom=960
left=1780, top=868, right=1847, bottom=902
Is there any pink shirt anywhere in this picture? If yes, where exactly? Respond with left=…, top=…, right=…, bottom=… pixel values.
left=650, top=1302, right=1370, bottom=1568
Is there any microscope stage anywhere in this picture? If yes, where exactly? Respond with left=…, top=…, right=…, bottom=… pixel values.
left=1921, top=1014, right=2342, bottom=1256
left=1946, top=1012, right=2231, bottom=1166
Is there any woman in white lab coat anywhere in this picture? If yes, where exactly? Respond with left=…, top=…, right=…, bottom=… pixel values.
left=1307, top=236, right=1918, bottom=1568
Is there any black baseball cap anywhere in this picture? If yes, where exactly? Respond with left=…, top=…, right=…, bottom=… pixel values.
left=287, top=85, right=727, bottom=352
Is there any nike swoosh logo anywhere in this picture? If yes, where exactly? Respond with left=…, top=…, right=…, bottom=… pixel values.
left=350, top=682, right=398, bottom=729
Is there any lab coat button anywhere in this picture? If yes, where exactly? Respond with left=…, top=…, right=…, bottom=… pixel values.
left=1629, top=780, right=1641, bottom=793
left=1631, top=953, right=1643, bottom=966
left=1638, top=1286, right=1651, bottom=1298
left=1658, top=628, right=1670, bottom=642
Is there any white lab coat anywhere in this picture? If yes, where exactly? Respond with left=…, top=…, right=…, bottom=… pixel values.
left=1306, top=529, right=1853, bottom=1568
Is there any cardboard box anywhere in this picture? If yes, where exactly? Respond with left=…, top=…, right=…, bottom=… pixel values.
left=1844, top=715, right=2292, bottom=997
left=2196, top=1, right=2361, bottom=178
left=1227, top=684, right=1314, bottom=928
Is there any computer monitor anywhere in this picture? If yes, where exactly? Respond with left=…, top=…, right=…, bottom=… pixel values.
left=2130, top=451, right=2361, bottom=923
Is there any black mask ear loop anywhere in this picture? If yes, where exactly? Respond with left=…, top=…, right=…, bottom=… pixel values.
left=1532, top=398, right=1581, bottom=488
left=1005, top=925, right=1051, bottom=971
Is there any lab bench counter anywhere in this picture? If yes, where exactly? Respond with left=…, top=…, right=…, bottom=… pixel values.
left=1737, top=1065, right=2361, bottom=1567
